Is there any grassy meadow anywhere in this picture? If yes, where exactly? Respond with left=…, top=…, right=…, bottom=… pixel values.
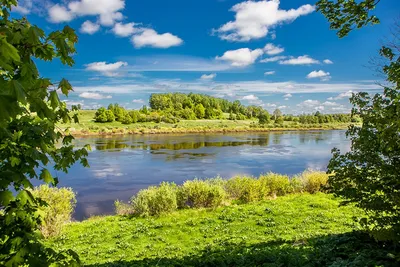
left=60, top=110, right=352, bottom=135
left=47, top=193, right=397, bottom=266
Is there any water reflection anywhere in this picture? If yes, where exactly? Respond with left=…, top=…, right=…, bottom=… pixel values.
left=62, top=131, right=349, bottom=220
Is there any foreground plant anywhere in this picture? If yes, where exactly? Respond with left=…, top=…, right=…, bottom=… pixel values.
left=317, top=0, right=400, bottom=241
left=0, top=1, right=88, bottom=265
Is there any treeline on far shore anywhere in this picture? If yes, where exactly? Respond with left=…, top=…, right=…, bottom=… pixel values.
left=93, top=92, right=358, bottom=125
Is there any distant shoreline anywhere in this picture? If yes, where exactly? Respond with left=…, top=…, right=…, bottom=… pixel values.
left=68, top=125, right=350, bottom=136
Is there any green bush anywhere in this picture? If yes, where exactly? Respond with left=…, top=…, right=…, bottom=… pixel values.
left=114, top=200, right=134, bottom=216
left=29, top=185, right=76, bottom=238
left=131, top=182, right=178, bottom=216
left=177, top=179, right=226, bottom=209
left=225, top=176, right=260, bottom=203
left=258, top=173, right=291, bottom=198
left=301, top=171, right=328, bottom=194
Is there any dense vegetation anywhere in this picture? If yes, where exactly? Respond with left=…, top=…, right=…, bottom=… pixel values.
left=0, top=1, right=87, bottom=266
left=318, top=0, right=400, bottom=243
left=93, top=93, right=355, bottom=125
left=48, top=194, right=399, bottom=267
left=116, top=171, right=329, bottom=217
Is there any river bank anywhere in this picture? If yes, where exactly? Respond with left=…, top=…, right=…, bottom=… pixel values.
left=47, top=193, right=397, bottom=266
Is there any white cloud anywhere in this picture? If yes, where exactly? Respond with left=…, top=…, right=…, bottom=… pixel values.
left=264, top=43, right=284, bottom=55
left=200, top=73, right=217, bottom=80
left=112, top=22, right=138, bottom=37
left=241, top=94, right=259, bottom=101
left=12, top=0, right=32, bottom=14
left=85, top=61, right=128, bottom=77
left=48, top=0, right=125, bottom=25
left=132, top=99, right=145, bottom=103
left=283, top=93, right=292, bottom=98
left=132, top=29, right=183, bottom=48
left=323, top=59, right=333, bottom=64
left=216, top=48, right=263, bottom=67
left=264, top=71, right=275, bottom=75
left=306, top=70, right=331, bottom=81
left=48, top=4, right=74, bottom=23
left=328, top=90, right=355, bottom=100
left=79, top=92, right=112, bottom=99
left=263, top=103, right=277, bottom=108
left=260, top=55, right=287, bottom=63
left=278, top=105, right=287, bottom=109
left=279, top=55, right=320, bottom=65
left=322, top=101, right=339, bottom=106
left=214, top=0, right=315, bottom=42
left=99, top=12, right=123, bottom=26
left=80, top=20, right=100, bottom=34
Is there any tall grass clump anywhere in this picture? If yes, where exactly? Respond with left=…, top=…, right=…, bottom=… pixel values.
left=258, top=173, right=292, bottom=198
left=177, top=179, right=226, bottom=209
left=29, top=185, right=76, bottom=238
left=114, top=200, right=135, bottom=216
left=225, top=176, right=260, bottom=203
left=300, top=171, right=329, bottom=193
left=131, top=182, right=178, bottom=216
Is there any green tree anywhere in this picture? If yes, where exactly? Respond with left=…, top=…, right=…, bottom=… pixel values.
left=317, top=0, right=400, bottom=241
left=273, top=109, right=282, bottom=120
left=94, top=107, right=108, bottom=122
left=105, top=110, right=115, bottom=122
left=0, top=1, right=88, bottom=265
left=258, top=111, right=270, bottom=124
left=194, top=103, right=205, bottom=119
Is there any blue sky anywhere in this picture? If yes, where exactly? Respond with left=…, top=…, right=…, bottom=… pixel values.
left=12, top=0, right=400, bottom=114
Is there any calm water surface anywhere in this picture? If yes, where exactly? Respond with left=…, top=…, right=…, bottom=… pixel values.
left=57, top=130, right=350, bottom=220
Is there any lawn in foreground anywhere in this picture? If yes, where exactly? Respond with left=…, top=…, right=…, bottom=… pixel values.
left=47, top=193, right=398, bottom=266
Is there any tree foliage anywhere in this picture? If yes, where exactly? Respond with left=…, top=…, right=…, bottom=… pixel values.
left=317, top=0, right=400, bottom=241
left=0, top=1, right=88, bottom=265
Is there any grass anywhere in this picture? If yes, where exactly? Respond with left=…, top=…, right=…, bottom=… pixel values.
left=60, top=110, right=352, bottom=135
left=46, top=193, right=398, bottom=266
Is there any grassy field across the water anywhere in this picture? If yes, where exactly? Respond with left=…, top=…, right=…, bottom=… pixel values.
left=47, top=193, right=398, bottom=266
left=60, top=110, right=352, bottom=135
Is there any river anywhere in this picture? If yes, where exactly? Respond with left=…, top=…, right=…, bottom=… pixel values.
left=56, top=130, right=350, bottom=220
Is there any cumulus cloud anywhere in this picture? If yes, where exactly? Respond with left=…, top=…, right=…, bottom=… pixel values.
left=80, top=20, right=100, bottom=34
left=297, top=99, right=350, bottom=113
left=283, top=93, right=292, bottom=98
left=241, top=94, right=258, bottom=100
left=264, top=43, right=284, bottom=55
left=112, top=22, right=139, bottom=37
left=328, top=90, right=355, bottom=100
left=48, top=0, right=125, bottom=24
left=279, top=55, right=320, bottom=65
left=260, top=55, right=287, bottom=63
left=306, top=70, right=331, bottom=81
left=48, top=4, right=74, bottom=23
left=214, top=0, right=314, bottom=42
left=264, top=71, right=275, bottom=75
left=323, top=59, right=333, bottom=64
left=200, top=73, right=217, bottom=80
left=216, top=48, right=264, bottom=67
left=132, top=29, right=183, bottom=48
left=132, top=99, right=145, bottom=103
left=85, top=61, right=128, bottom=77
left=12, top=0, right=32, bottom=14
left=79, top=92, right=112, bottom=99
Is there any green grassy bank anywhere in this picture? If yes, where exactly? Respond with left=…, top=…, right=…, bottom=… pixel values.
left=60, top=110, right=352, bottom=136
left=47, top=193, right=397, bottom=266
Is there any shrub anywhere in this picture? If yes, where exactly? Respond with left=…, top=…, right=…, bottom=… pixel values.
left=177, top=179, right=226, bottom=209
left=29, top=185, right=76, bottom=238
left=301, top=171, right=329, bottom=194
left=131, top=182, right=178, bottom=216
left=258, top=173, right=291, bottom=198
left=114, top=200, right=134, bottom=216
left=225, top=176, right=260, bottom=203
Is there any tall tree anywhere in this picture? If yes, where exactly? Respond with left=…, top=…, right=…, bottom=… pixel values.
left=0, top=1, right=88, bottom=265
left=317, top=0, right=400, bottom=241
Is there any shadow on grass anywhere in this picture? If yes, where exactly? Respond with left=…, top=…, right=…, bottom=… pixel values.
left=86, top=231, right=398, bottom=267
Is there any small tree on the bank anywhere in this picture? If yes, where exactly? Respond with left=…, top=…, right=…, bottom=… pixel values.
left=317, top=0, right=400, bottom=241
left=258, top=111, right=271, bottom=124
left=0, top=1, right=89, bottom=265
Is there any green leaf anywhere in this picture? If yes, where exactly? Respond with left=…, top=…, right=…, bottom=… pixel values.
left=10, top=156, right=20, bottom=167
left=10, top=80, right=27, bottom=104
left=39, top=169, right=54, bottom=184
left=58, top=78, right=73, bottom=96
left=0, top=190, right=14, bottom=205
left=49, top=91, right=60, bottom=109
